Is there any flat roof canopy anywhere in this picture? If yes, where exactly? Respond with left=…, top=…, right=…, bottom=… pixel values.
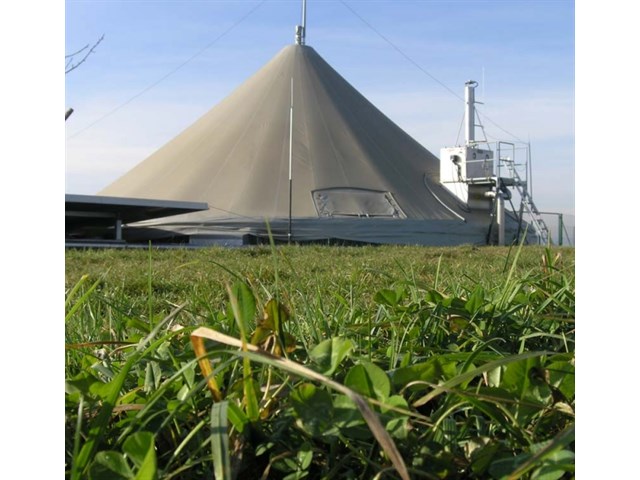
left=66, top=194, right=209, bottom=244
left=66, top=194, right=208, bottom=223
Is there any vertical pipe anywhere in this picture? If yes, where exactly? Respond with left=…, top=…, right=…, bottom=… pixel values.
left=465, top=80, right=477, bottom=146
left=496, top=193, right=505, bottom=246
left=301, top=0, right=306, bottom=45
left=527, top=141, right=533, bottom=198
left=288, top=77, right=293, bottom=244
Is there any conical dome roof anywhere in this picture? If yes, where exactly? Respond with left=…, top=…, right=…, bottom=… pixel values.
left=100, top=45, right=467, bottom=224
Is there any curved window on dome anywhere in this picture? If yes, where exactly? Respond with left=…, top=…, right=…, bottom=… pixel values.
left=312, top=188, right=406, bottom=218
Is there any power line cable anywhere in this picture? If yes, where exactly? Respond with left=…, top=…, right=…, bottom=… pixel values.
left=339, top=0, right=462, bottom=102
left=68, top=0, right=266, bottom=139
left=476, top=110, right=527, bottom=144
left=340, top=0, right=525, bottom=145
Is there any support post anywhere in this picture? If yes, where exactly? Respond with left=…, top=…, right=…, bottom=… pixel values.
left=496, top=192, right=505, bottom=246
left=558, top=213, right=563, bottom=246
left=115, top=216, right=123, bottom=241
left=288, top=77, right=293, bottom=244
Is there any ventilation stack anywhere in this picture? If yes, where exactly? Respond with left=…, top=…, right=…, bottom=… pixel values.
left=440, top=80, right=495, bottom=211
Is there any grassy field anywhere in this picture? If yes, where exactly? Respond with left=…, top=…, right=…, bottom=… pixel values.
left=65, top=244, right=575, bottom=479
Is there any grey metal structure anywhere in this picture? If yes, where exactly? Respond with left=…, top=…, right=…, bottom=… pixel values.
left=495, top=142, right=550, bottom=245
left=65, top=194, right=208, bottom=246
left=440, top=81, right=549, bottom=246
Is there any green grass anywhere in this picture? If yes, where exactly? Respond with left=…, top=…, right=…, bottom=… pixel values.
left=65, top=244, right=574, bottom=479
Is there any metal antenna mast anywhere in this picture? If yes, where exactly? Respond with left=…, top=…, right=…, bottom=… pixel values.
left=295, top=0, right=307, bottom=45
left=288, top=78, right=294, bottom=244
left=290, top=1, right=305, bottom=243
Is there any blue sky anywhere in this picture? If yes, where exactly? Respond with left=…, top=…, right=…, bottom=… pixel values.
left=65, top=0, right=575, bottom=214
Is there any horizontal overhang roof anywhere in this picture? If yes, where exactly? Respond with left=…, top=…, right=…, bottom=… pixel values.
left=66, top=194, right=209, bottom=224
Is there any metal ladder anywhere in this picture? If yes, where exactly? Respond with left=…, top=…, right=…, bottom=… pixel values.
left=501, top=157, right=550, bottom=245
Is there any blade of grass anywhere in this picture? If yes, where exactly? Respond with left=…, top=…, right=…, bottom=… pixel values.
left=71, top=304, right=186, bottom=480
left=278, top=251, right=313, bottom=354
left=125, top=431, right=158, bottom=480
left=65, top=275, right=102, bottom=323
left=412, top=351, right=550, bottom=408
left=498, top=232, right=526, bottom=311
left=226, top=284, right=260, bottom=421
left=211, top=401, right=232, bottom=480
left=117, top=354, right=238, bottom=446
left=264, top=219, right=280, bottom=299
left=192, top=336, right=223, bottom=402
left=169, top=418, right=207, bottom=465
left=434, top=254, right=442, bottom=291
left=71, top=395, right=84, bottom=476
left=191, top=327, right=410, bottom=480
left=65, top=273, right=89, bottom=309
left=66, top=340, right=134, bottom=350
left=506, top=423, right=575, bottom=479
left=148, top=241, right=153, bottom=328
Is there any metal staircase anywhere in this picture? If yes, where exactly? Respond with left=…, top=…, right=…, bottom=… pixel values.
left=498, top=146, right=550, bottom=245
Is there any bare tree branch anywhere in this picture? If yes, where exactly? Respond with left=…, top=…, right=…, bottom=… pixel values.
left=65, top=34, right=105, bottom=74
left=65, top=44, right=90, bottom=59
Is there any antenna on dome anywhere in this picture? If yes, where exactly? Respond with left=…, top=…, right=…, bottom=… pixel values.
left=288, top=77, right=294, bottom=243
left=295, top=0, right=307, bottom=45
